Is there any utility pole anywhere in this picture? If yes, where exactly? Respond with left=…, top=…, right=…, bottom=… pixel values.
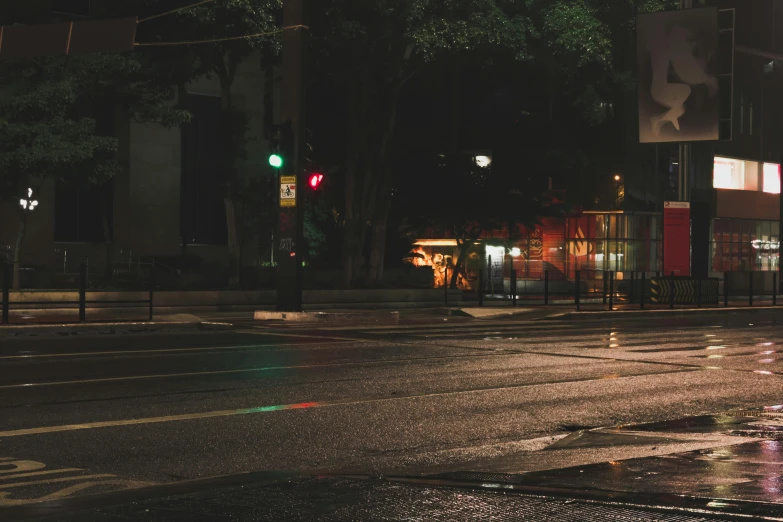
left=275, top=0, right=309, bottom=312
left=678, top=0, right=692, bottom=203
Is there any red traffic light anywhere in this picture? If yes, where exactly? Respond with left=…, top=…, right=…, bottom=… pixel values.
left=308, top=173, right=324, bottom=189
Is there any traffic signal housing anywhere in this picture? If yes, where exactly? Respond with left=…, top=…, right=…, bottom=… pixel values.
left=267, top=122, right=294, bottom=170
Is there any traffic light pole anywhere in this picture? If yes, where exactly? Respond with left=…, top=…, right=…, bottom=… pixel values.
left=276, top=0, right=309, bottom=312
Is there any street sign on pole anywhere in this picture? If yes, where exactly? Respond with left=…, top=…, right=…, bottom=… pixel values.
left=280, top=176, right=297, bottom=208
left=664, top=201, right=691, bottom=276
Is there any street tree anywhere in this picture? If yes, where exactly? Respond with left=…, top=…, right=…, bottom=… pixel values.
left=0, top=56, right=120, bottom=289
left=311, top=0, right=638, bottom=287
left=402, top=153, right=563, bottom=289
left=144, top=0, right=282, bottom=285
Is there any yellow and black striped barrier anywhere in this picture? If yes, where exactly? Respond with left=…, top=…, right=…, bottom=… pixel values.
left=651, top=278, right=719, bottom=305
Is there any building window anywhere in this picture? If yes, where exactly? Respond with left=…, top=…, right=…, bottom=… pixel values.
left=566, top=214, right=662, bottom=279
left=713, top=156, right=746, bottom=190
left=763, top=163, right=781, bottom=194
left=180, top=94, right=228, bottom=246
left=713, top=156, right=780, bottom=192
left=711, top=219, right=779, bottom=272
left=54, top=181, right=113, bottom=243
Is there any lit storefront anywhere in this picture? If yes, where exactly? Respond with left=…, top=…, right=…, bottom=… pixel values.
left=407, top=212, right=663, bottom=289
left=709, top=156, right=780, bottom=275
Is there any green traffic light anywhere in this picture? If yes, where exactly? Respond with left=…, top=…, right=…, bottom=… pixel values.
left=269, top=154, right=284, bottom=168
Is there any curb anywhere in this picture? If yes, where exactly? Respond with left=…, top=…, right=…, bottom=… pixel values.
left=546, top=305, right=783, bottom=321
left=254, top=311, right=400, bottom=323
left=0, top=321, right=234, bottom=338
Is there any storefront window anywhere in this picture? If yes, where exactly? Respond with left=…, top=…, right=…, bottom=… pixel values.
left=711, top=218, right=780, bottom=272
left=566, top=214, right=662, bottom=278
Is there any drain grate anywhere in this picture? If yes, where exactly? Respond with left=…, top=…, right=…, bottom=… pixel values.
left=428, top=471, right=526, bottom=483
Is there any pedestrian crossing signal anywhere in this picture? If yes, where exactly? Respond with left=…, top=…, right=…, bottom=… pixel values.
left=308, top=173, right=324, bottom=190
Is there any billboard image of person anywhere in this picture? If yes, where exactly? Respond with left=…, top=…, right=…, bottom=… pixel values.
left=637, top=8, right=719, bottom=143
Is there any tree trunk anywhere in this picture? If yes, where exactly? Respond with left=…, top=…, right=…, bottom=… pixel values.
left=342, top=217, right=367, bottom=287
left=367, top=203, right=389, bottom=285
left=450, top=241, right=472, bottom=289
left=224, top=195, right=240, bottom=284
left=219, top=80, right=241, bottom=287
left=12, top=214, right=26, bottom=290
left=101, top=191, right=113, bottom=280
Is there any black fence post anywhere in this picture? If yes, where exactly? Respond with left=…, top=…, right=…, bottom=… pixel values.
left=487, top=256, right=493, bottom=297
left=774, top=273, right=778, bottom=306
left=602, top=274, right=607, bottom=305
left=544, top=270, right=549, bottom=306
left=575, top=270, right=581, bottom=311
left=149, top=260, right=155, bottom=322
left=630, top=271, right=635, bottom=305
left=640, top=272, right=645, bottom=310
left=749, top=272, right=754, bottom=307
left=79, top=262, right=86, bottom=323
left=609, top=271, right=614, bottom=310
left=478, top=269, right=484, bottom=307
left=511, top=269, right=517, bottom=307
left=724, top=272, right=729, bottom=308
left=697, top=278, right=702, bottom=308
left=1, top=262, right=9, bottom=325
left=669, top=272, right=675, bottom=310
left=444, top=265, right=448, bottom=307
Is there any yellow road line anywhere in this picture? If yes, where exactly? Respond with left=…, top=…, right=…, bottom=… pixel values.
left=0, top=469, right=82, bottom=481
left=0, top=474, right=114, bottom=489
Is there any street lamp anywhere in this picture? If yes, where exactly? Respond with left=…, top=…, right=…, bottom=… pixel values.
left=613, top=175, right=623, bottom=209
left=19, top=188, right=38, bottom=211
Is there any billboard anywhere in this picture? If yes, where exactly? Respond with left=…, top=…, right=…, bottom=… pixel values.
left=637, top=8, right=719, bottom=143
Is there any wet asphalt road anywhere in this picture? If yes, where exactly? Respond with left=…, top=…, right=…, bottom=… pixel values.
left=2, top=312, right=783, bottom=510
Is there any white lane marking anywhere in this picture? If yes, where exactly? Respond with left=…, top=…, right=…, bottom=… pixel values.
left=0, top=341, right=351, bottom=361
left=0, top=468, right=82, bottom=481
left=0, top=351, right=527, bottom=390
left=0, top=368, right=699, bottom=438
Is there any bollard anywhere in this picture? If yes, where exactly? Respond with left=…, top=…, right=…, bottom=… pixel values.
left=630, top=271, right=635, bottom=305
left=575, top=270, right=581, bottom=311
left=669, top=272, right=675, bottom=309
left=640, top=272, right=645, bottom=310
left=544, top=270, right=549, bottom=306
left=724, top=272, right=729, bottom=307
left=478, top=269, right=484, bottom=307
left=511, top=269, right=517, bottom=307
left=609, top=271, right=615, bottom=310
left=79, top=262, right=87, bottom=323
left=749, top=272, right=753, bottom=307
left=1, top=262, right=9, bottom=325
left=149, top=260, right=155, bottom=322
left=774, top=273, right=778, bottom=306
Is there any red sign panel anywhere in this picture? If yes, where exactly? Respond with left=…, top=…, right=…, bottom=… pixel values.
left=664, top=202, right=691, bottom=276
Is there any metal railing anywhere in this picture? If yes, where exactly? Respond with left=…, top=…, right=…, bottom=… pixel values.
left=474, top=269, right=783, bottom=312
left=1, top=261, right=155, bottom=325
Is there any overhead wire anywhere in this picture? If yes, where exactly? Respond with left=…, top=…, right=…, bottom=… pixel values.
left=137, top=0, right=216, bottom=24
left=134, top=24, right=308, bottom=47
